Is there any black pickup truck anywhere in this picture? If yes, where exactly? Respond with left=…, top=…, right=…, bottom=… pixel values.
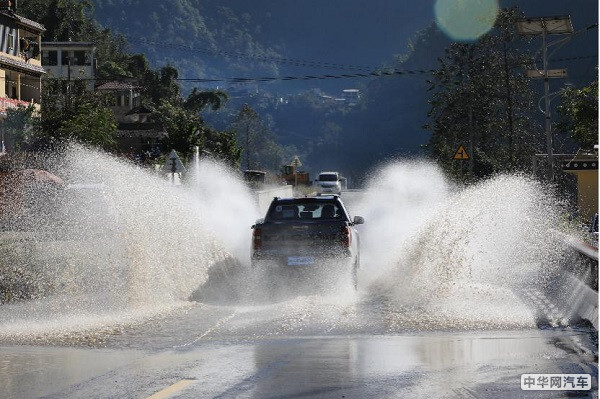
left=251, top=195, right=364, bottom=289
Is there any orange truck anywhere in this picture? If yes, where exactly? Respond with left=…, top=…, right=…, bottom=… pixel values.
left=280, top=164, right=310, bottom=186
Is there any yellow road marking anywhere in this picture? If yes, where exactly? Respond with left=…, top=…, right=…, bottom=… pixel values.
left=146, top=379, right=196, bottom=399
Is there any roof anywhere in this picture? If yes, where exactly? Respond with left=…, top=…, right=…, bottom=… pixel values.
left=0, top=54, right=45, bottom=75
left=0, top=12, right=45, bottom=32
left=9, top=13, right=45, bottom=32
left=96, top=81, right=141, bottom=90
left=41, top=41, right=94, bottom=48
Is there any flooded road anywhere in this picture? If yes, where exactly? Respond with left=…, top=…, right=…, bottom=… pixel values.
left=1, top=324, right=596, bottom=398
left=0, top=150, right=596, bottom=397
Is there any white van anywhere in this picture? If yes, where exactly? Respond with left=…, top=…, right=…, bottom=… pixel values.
left=315, top=171, right=342, bottom=195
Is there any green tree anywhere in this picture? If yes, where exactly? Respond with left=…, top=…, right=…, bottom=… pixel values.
left=558, top=80, right=598, bottom=150
left=230, top=104, right=284, bottom=171
left=30, top=79, right=117, bottom=150
left=155, top=103, right=203, bottom=157
left=56, top=102, right=117, bottom=149
left=19, top=0, right=94, bottom=41
left=425, top=8, right=539, bottom=181
left=231, top=104, right=260, bottom=170
left=201, top=127, right=242, bottom=167
left=184, top=89, right=229, bottom=113
left=142, top=65, right=182, bottom=106
left=155, top=103, right=241, bottom=165
left=1, top=106, right=35, bottom=152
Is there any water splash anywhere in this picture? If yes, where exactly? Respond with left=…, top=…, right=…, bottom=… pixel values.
left=359, top=161, right=565, bottom=330
left=0, top=145, right=258, bottom=341
left=0, top=152, right=580, bottom=342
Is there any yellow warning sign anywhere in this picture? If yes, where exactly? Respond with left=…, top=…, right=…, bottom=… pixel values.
left=453, top=145, right=470, bottom=160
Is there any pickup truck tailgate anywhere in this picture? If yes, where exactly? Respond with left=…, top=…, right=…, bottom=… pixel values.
left=258, top=221, right=348, bottom=255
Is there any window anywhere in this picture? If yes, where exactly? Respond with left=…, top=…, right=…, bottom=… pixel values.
left=42, top=50, right=57, bottom=66
left=318, top=173, right=338, bottom=182
left=268, top=202, right=344, bottom=221
left=74, top=50, right=85, bottom=65
left=7, top=33, right=14, bottom=51
left=62, top=51, right=73, bottom=65
left=132, top=95, right=141, bottom=107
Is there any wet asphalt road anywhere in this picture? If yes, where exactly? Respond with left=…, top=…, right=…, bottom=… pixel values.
left=1, top=323, right=597, bottom=398
left=0, top=191, right=597, bottom=398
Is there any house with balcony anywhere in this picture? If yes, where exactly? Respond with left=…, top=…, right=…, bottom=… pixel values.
left=0, top=0, right=45, bottom=118
left=41, top=42, right=95, bottom=90
left=96, top=78, right=166, bottom=155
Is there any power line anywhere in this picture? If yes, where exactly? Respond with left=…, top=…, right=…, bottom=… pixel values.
left=182, top=68, right=438, bottom=84
left=124, top=24, right=598, bottom=74
left=552, top=55, right=597, bottom=62
left=34, top=67, right=437, bottom=85
left=169, top=54, right=597, bottom=84
left=125, top=37, right=379, bottom=73
left=26, top=51, right=594, bottom=87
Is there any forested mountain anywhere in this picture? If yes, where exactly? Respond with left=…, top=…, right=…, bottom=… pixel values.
left=85, top=1, right=600, bottom=180
left=90, top=0, right=436, bottom=92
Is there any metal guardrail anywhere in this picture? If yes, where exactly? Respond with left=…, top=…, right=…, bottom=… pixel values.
left=551, top=228, right=598, bottom=260
left=563, top=235, right=598, bottom=261
left=551, top=229, right=598, bottom=290
left=549, top=229, right=598, bottom=329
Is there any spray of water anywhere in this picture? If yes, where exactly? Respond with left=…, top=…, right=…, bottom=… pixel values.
left=358, top=160, right=565, bottom=330
left=0, top=145, right=259, bottom=341
left=0, top=150, right=577, bottom=343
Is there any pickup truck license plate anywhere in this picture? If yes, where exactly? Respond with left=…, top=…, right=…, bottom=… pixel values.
left=287, top=256, right=315, bottom=266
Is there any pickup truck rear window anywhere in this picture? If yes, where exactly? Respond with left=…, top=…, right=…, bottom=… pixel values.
left=268, top=202, right=345, bottom=221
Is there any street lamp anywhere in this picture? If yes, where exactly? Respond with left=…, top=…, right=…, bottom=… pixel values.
left=537, top=84, right=572, bottom=116
left=515, top=15, right=574, bottom=181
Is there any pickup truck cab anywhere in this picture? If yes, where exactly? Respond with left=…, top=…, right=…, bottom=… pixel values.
left=315, top=172, right=342, bottom=195
left=251, top=195, right=364, bottom=289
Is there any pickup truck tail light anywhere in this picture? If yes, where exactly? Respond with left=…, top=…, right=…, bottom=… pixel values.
left=253, top=227, right=262, bottom=250
left=341, top=226, right=351, bottom=247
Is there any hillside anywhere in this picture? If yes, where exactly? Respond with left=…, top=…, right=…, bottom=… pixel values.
left=89, top=1, right=597, bottom=180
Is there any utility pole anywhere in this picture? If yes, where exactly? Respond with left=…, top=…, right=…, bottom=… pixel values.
left=468, top=105, right=473, bottom=177
left=502, top=40, right=515, bottom=167
left=542, top=29, right=553, bottom=180
left=515, top=16, right=574, bottom=181
left=66, top=56, right=71, bottom=109
left=245, top=124, right=250, bottom=170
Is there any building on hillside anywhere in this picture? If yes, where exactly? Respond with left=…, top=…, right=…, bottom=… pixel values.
left=96, top=79, right=143, bottom=119
left=342, top=89, right=360, bottom=105
left=96, top=79, right=165, bottom=156
left=41, top=42, right=95, bottom=90
left=0, top=0, right=45, bottom=119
